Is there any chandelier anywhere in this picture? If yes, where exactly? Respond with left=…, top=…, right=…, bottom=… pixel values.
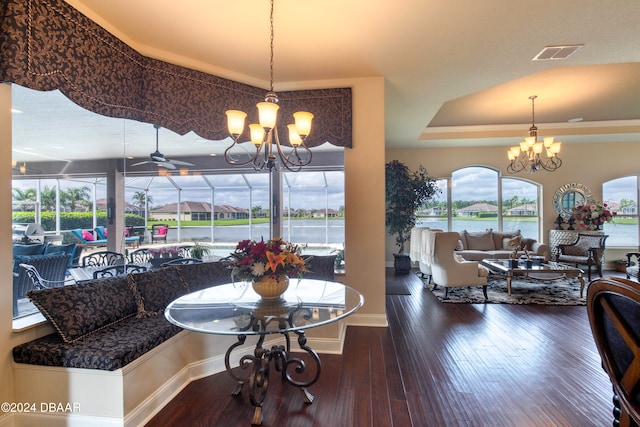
left=507, top=95, right=562, bottom=174
left=224, top=0, right=313, bottom=172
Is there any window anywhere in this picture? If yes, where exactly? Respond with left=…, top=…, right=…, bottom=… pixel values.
left=417, top=166, right=541, bottom=240
left=11, top=84, right=345, bottom=320
left=603, top=175, right=639, bottom=247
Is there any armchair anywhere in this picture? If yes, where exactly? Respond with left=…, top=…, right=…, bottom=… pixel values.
left=151, top=224, right=169, bottom=243
left=557, top=233, right=608, bottom=281
left=626, top=252, right=640, bottom=281
left=428, top=231, right=488, bottom=299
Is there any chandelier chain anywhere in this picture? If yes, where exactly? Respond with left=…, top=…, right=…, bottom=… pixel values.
left=269, top=0, right=275, bottom=93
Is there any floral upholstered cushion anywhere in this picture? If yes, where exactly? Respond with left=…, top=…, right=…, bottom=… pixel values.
left=171, top=262, right=233, bottom=292
left=12, top=315, right=182, bottom=370
left=27, top=277, right=137, bottom=343
left=127, top=268, right=188, bottom=316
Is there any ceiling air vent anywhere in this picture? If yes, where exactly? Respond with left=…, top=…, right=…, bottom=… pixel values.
left=532, top=45, right=583, bottom=61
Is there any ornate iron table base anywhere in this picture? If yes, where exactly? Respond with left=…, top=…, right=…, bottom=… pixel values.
left=225, top=330, right=322, bottom=426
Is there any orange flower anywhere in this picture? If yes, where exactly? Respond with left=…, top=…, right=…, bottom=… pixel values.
left=266, top=251, right=286, bottom=273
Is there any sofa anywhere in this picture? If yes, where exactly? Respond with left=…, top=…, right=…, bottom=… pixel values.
left=13, top=261, right=233, bottom=370
left=454, top=229, right=549, bottom=261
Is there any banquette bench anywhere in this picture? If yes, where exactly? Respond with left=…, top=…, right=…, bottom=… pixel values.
left=11, top=261, right=241, bottom=426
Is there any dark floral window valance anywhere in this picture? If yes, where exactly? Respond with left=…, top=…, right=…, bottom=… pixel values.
left=0, top=0, right=352, bottom=148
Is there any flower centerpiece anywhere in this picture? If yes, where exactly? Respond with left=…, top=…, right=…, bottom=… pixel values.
left=570, top=200, right=616, bottom=231
left=229, top=238, right=307, bottom=299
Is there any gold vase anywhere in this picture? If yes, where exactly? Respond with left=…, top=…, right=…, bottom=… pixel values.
left=252, top=275, right=289, bottom=300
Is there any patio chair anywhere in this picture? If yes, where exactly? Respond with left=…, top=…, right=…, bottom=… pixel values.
left=20, top=263, right=69, bottom=290
left=626, top=252, right=640, bottom=281
left=557, top=233, right=609, bottom=281
left=94, top=225, right=141, bottom=248
left=70, top=228, right=107, bottom=246
left=161, top=258, right=202, bottom=267
left=129, top=248, right=152, bottom=265
left=92, top=264, right=147, bottom=279
left=151, top=224, right=169, bottom=243
left=587, top=277, right=640, bottom=427
left=13, top=253, right=71, bottom=316
left=82, top=250, right=125, bottom=267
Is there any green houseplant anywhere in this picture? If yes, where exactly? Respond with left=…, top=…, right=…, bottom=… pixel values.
left=189, top=242, right=211, bottom=260
left=385, top=160, right=440, bottom=273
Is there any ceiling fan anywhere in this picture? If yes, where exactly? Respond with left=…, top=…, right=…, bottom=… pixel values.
left=131, top=125, right=194, bottom=170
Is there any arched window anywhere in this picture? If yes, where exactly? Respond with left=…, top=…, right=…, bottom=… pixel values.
left=417, top=166, right=541, bottom=240
left=603, top=175, right=639, bottom=247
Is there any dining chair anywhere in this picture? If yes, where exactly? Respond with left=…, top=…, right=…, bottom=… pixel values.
left=82, top=250, right=125, bottom=267
left=92, top=264, right=148, bottom=279
left=587, top=277, right=640, bottom=427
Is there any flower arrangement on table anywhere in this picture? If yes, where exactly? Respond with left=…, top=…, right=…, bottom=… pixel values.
left=229, top=238, right=307, bottom=282
left=570, top=200, right=616, bottom=231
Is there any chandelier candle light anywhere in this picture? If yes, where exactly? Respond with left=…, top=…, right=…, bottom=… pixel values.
left=224, top=0, right=314, bottom=172
left=507, top=95, right=562, bottom=174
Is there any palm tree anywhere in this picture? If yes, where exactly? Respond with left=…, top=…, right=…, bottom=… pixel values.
left=39, top=186, right=57, bottom=211
left=12, top=188, right=36, bottom=211
left=63, top=186, right=91, bottom=212
left=132, top=191, right=152, bottom=217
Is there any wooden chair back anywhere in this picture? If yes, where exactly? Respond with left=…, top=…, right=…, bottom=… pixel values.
left=587, top=277, right=640, bottom=427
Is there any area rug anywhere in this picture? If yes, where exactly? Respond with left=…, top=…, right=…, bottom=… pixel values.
left=427, top=275, right=586, bottom=305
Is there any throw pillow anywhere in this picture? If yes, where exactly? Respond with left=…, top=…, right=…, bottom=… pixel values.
left=455, top=239, right=464, bottom=251
left=464, top=230, right=495, bottom=251
left=27, top=277, right=138, bottom=343
left=127, top=268, right=188, bottom=316
left=493, top=230, right=521, bottom=250
left=503, top=236, right=522, bottom=250
left=158, top=227, right=168, bottom=236
left=82, top=230, right=94, bottom=241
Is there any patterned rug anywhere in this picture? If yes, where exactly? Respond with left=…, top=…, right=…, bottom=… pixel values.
left=427, top=274, right=586, bottom=305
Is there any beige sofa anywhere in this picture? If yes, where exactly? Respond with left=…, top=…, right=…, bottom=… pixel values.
left=455, top=229, right=549, bottom=261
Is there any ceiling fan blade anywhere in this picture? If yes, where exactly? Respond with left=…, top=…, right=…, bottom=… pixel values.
left=166, top=159, right=194, bottom=166
left=130, top=160, right=151, bottom=167
left=156, top=161, right=176, bottom=170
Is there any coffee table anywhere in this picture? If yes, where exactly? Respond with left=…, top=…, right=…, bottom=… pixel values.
left=480, top=259, right=586, bottom=297
left=165, top=279, right=363, bottom=425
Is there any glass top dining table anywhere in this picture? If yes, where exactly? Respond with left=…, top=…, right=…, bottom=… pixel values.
left=164, top=279, right=364, bottom=336
left=164, top=279, right=363, bottom=426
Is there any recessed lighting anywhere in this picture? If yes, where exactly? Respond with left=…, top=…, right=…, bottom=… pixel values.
left=11, top=108, right=22, bottom=114
left=568, top=117, right=583, bottom=123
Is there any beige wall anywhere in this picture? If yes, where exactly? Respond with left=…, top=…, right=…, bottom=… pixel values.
left=1, top=83, right=14, bottom=407
left=386, top=140, right=640, bottom=264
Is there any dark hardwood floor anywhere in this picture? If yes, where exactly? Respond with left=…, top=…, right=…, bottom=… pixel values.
left=145, top=269, right=617, bottom=427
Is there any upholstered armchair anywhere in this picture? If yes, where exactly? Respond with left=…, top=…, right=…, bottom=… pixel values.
left=429, top=231, right=488, bottom=299
left=626, top=252, right=640, bottom=281
left=410, top=226, right=432, bottom=281
left=557, top=233, right=608, bottom=281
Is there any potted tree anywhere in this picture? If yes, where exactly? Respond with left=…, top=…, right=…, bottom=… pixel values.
left=386, top=160, right=440, bottom=274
